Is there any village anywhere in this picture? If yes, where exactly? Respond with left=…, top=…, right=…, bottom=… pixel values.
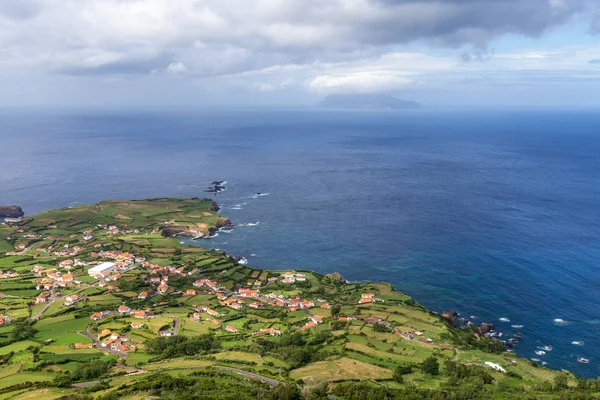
left=0, top=198, right=571, bottom=399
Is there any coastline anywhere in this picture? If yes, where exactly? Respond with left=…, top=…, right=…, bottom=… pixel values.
left=186, top=201, right=554, bottom=372
left=0, top=197, right=592, bottom=387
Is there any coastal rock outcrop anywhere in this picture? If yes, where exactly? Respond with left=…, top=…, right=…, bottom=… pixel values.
left=325, top=272, right=345, bottom=281
left=0, top=206, right=24, bottom=218
left=441, top=311, right=460, bottom=327
left=207, top=218, right=233, bottom=236
left=161, top=218, right=232, bottom=238
left=480, top=323, right=496, bottom=334
left=160, top=225, right=195, bottom=237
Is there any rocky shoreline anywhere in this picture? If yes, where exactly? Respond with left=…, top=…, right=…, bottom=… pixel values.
left=160, top=217, right=233, bottom=239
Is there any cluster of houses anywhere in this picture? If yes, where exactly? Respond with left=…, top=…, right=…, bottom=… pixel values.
left=34, top=264, right=78, bottom=292
left=97, top=329, right=135, bottom=352
left=301, top=315, right=324, bottom=330
left=281, top=272, right=308, bottom=284
left=0, top=270, right=20, bottom=279
left=52, top=244, right=84, bottom=258
left=358, top=293, right=384, bottom=304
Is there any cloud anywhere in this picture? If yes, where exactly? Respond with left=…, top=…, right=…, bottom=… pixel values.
left=167, top=62, right=187, bottom=74
left=589, top=59, right=600, bottom=64
left=308, top=72, right=412, bottom=93
left=0, top=0, right=595, bottom=79
left=0, top=0, right=599, bottom=106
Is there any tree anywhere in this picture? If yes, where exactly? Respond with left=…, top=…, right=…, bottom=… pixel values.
left=393, top=366, right=409, bottom=383
left=330, top=304, right=341, bottom=316
left=554, top=372, right=569, bottom=391
left=394, top=364, right=412, bottom=378
left=421, top=356, right=440, bottom=375
left=11, top=320, right=37, bottom=341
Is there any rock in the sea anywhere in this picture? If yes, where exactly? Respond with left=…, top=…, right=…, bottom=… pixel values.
left=0, top=206, right=24, bottom=218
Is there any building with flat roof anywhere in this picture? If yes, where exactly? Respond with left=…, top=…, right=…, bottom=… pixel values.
left=88, top=262, right=116, bottom=277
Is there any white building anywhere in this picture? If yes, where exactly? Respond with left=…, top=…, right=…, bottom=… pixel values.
left=88, top=262, right=116, bottom=277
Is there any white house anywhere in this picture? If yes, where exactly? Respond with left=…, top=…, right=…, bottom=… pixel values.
left=87, top=262, right=116, bottom=277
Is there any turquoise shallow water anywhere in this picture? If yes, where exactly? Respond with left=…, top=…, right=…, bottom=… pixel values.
left=1, top=109, right=599, bottom=377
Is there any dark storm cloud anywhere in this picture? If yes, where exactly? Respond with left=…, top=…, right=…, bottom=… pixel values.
left=357, top=0, right=587, bottom=47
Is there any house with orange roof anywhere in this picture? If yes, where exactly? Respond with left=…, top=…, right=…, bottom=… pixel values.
left=259, top=328, right=281, bottom=336
left=131, top=322, right=144, bottom=329
left=90, top=312, right=104, bottom=321
left=225, top=325, right=238, bottom=333
left=276, top=299, right=286, bottom=307
left=238, top=288, right=259, bottom=298
left=133, top=310, right=146, bottom=319
left=301, top=321, right=317, bottom=330
left=190, top=312, right=201, bottom=322
left=64, top=295, right=79, bottom=306
left=300, top=300, right=314, bottom=309
left=98, top=329, right=112, bottom=340
left=206, top=308, right=221, bottom=317
left=157, top=283, right=169, bottom=294
left=185, top=289, right=196, bottom=296
left=220, top=298, right=243, bottom=310
left=138, top=291, right=148, bottom=299
left=118, top=305, right=131, bottom=314
left=359, top=293, right=375, bottom=304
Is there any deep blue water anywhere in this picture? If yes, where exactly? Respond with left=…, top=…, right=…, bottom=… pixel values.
left=1, top=108, right=600, bottom=377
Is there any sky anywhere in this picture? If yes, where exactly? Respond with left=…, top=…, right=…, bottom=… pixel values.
left=0, top=0, right=599, bottom=108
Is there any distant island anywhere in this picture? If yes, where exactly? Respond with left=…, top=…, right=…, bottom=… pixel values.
left=318, top=93, right=423, bottom=110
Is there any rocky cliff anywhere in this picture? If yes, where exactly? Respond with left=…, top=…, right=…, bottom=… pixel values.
left=161, top=218, right=232, bottom=238
left=0, top=206, right=24, bottom=218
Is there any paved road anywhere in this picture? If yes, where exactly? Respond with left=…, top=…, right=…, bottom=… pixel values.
left=215, top=366, right=281, bottom=386
left=173, top=317, right=180, bottom=335
left=72, top=365, right=282, bottom=388
left=73, top=380, right=102, bottom=388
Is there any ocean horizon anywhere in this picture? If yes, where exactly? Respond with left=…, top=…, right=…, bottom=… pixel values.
left=1, top=108, right=599, bottom=377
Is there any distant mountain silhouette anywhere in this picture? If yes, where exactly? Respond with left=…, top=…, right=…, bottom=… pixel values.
left=317, top=94, right=423, bottom=110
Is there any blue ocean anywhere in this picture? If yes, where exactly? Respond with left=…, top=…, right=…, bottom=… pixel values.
left=1, top=108, right=599, bottom=377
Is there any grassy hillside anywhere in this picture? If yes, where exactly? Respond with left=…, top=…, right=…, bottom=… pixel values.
left=0, top=198, right=596, bottom=400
